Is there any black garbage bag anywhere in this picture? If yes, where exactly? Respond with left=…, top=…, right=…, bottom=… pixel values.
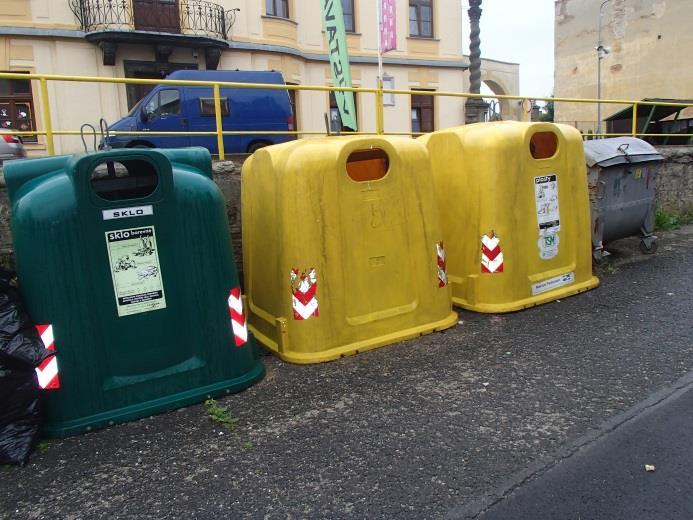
left=0, top=268, right=52, bottom=466
left=0, top=368, right=43, bottom=465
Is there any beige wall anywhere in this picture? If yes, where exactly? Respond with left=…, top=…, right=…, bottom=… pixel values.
left=0, top=0, right=78, bottom=28
left=2, top=0, right=519, bottom=154
left=554, top=0, right=693, bottom=132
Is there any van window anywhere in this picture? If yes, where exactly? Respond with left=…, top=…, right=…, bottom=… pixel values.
left=144, top=89, right=180, bottom=118
left=199, top=97, right=230, bottom=117
left=159, top=89, right=180, bottom=115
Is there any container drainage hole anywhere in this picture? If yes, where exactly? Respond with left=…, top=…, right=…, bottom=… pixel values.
left=346, top=148, right=389, bottom=182
left=91, top=160, right=158, bottom=201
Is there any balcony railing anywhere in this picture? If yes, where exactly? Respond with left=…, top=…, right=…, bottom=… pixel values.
left=69, top=0, right=239, bottom=39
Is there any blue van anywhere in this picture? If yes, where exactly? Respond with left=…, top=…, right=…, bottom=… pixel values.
left=105, top=70, right=295, bottom=154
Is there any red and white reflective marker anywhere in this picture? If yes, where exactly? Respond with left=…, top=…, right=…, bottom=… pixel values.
left=35, top=324, right=60, bottom=390
left=291, top=268, right=319, bottom=320
left=436, top=241, right=448, bottom=288
left=228, top=287, right=248, bottom=347
left=481, top=231, right=504, bottom=274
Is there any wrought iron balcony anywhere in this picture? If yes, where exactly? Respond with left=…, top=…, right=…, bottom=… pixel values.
left=69, top=0, right=239, bottom=40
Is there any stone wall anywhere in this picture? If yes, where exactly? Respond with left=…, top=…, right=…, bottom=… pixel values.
left=0, top=149, right=691, bottom=273
left=211, top=160, right=244, bottom=284
left=654, top=146, right=693, bottom=214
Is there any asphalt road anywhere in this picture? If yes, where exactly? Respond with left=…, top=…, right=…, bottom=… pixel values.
left=476, top=382, right=693, bottom=520
left=1, top=225, right=692, bottom=519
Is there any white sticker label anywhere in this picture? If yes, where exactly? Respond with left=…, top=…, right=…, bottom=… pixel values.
left=531, top=272, right=575, bottom=296
left=105, top=226, right=166, bottom=317
left=102, top=205, right=153, bottom=221
left=537, top=233, right=560, bottom=260
left=534, top=175, right=560, bottom=236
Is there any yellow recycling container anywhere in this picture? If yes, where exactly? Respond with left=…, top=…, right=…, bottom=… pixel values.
left=419, top=121, right=599, bottom=313
left=242, top=136, right=458, bottom=363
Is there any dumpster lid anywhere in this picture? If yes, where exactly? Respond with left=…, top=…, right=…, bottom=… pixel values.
left=583, top=137, right=663, bottom=167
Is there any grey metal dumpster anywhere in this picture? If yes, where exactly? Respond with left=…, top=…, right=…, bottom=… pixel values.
left=584, top=137, right=663, bottom=261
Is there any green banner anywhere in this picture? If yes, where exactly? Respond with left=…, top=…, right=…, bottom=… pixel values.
left=321, top=0, right=358, bottom=131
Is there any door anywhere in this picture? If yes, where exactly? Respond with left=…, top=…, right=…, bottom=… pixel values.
left=133, top=0, right=180, bottom=33
left=140, top=88, right=190, bottom=148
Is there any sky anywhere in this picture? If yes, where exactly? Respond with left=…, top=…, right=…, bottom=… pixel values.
left=462, top=0, right=555, bottom=98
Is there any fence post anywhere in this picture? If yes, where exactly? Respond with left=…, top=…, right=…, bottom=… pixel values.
left=375, top=79, right=384, bottom=135
left=631, top=102, right=638, bottom=137
left=213, top=83, right=225, bottom=160
left=521, top=98, right=531, bottom=122
left=39, top=78, right=55, bottom=156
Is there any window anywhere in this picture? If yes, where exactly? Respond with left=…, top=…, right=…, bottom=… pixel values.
left=411, top=90, right=434, bottom=133
left=266, top=0, right=289, bottom=18
left=342, top=0, right=355, bottom=33
left=199, top=97, right=230, bottom=117
left=159, top=89, right=180, bottom=115
left=287, top=84, right=298, bottom=130
left=144, top=89, right=180, bottom=119
left=0, top=73, right=37, bottom=143
left=409, top=0, right=433, bottom=38
left=329, top=91, right=357, bottom=133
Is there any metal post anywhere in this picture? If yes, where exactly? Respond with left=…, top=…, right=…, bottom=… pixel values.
left=39, top=77, right=55, bottom=156
left=596, top=0, right=611, bottom=137
left=376, top=79, right=385, bottom=135
left=213, top=83, right=225, bottom=160
left=376, top=0, right=384, bottom=135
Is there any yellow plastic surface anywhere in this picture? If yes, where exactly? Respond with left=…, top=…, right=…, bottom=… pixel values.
left=419, top=121, right=599, bottom=313
left=242, top=136, right=458, bottom=363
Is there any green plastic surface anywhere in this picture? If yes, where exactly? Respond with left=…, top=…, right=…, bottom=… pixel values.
left=5, top=147, right=264, bottom=438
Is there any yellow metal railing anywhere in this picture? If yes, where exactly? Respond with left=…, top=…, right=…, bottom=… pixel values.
left=0, top=72, right=692, bottom=160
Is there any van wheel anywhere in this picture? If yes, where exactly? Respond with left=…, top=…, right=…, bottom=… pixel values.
left=247, top=142, right=270, bottom=153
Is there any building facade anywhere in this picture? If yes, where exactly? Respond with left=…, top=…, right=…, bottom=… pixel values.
left=1, top=0, right=519, bottom=155
left=554, top=0, right=693, bottom=133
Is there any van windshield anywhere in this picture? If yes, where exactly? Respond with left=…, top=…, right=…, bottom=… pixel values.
left=127, top=98, right=145, bottom=117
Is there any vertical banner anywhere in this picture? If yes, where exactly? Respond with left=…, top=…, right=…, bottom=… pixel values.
left=321, top=0, right=358, bottom=131
left=380, top=0, right=397, bottom=53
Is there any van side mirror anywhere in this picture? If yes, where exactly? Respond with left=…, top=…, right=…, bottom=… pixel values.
left=140, top=108, right=151, bottom=122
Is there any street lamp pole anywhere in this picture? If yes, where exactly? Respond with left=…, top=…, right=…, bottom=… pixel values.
left=596, top=0, right=611, bottom=136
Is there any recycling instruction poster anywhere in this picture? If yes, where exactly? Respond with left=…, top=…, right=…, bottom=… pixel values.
left=534, top=174, right=561, bottom=235
left=105, top=226, right=166, bottom=317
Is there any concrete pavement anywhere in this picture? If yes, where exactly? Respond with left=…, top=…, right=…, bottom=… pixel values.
left=1, top=225, right=692, bottom=519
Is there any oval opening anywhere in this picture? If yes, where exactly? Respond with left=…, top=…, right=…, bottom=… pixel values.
left=346, top=148, right=389, bottom=182
left=529, top=131, right=558, bottom=159
left=90, top=160, right=159, bottom=201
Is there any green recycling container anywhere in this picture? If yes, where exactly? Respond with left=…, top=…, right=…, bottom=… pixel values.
left=4, top=148, right=264, bottom=438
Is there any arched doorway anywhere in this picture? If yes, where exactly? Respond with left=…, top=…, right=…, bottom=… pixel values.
left=481, top=78, right=513, bottom=121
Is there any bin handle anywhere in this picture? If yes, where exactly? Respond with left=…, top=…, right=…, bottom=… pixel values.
left=80, top=123, right=97, bottom=153
left=617, top=143, right=633, bottom=163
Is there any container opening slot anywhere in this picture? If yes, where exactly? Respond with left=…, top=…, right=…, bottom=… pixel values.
left=529, top=132, right=558, bottom=159
left=90, top=160, right=159, bottom=201
left=346, top=148, right=389, bottom=182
